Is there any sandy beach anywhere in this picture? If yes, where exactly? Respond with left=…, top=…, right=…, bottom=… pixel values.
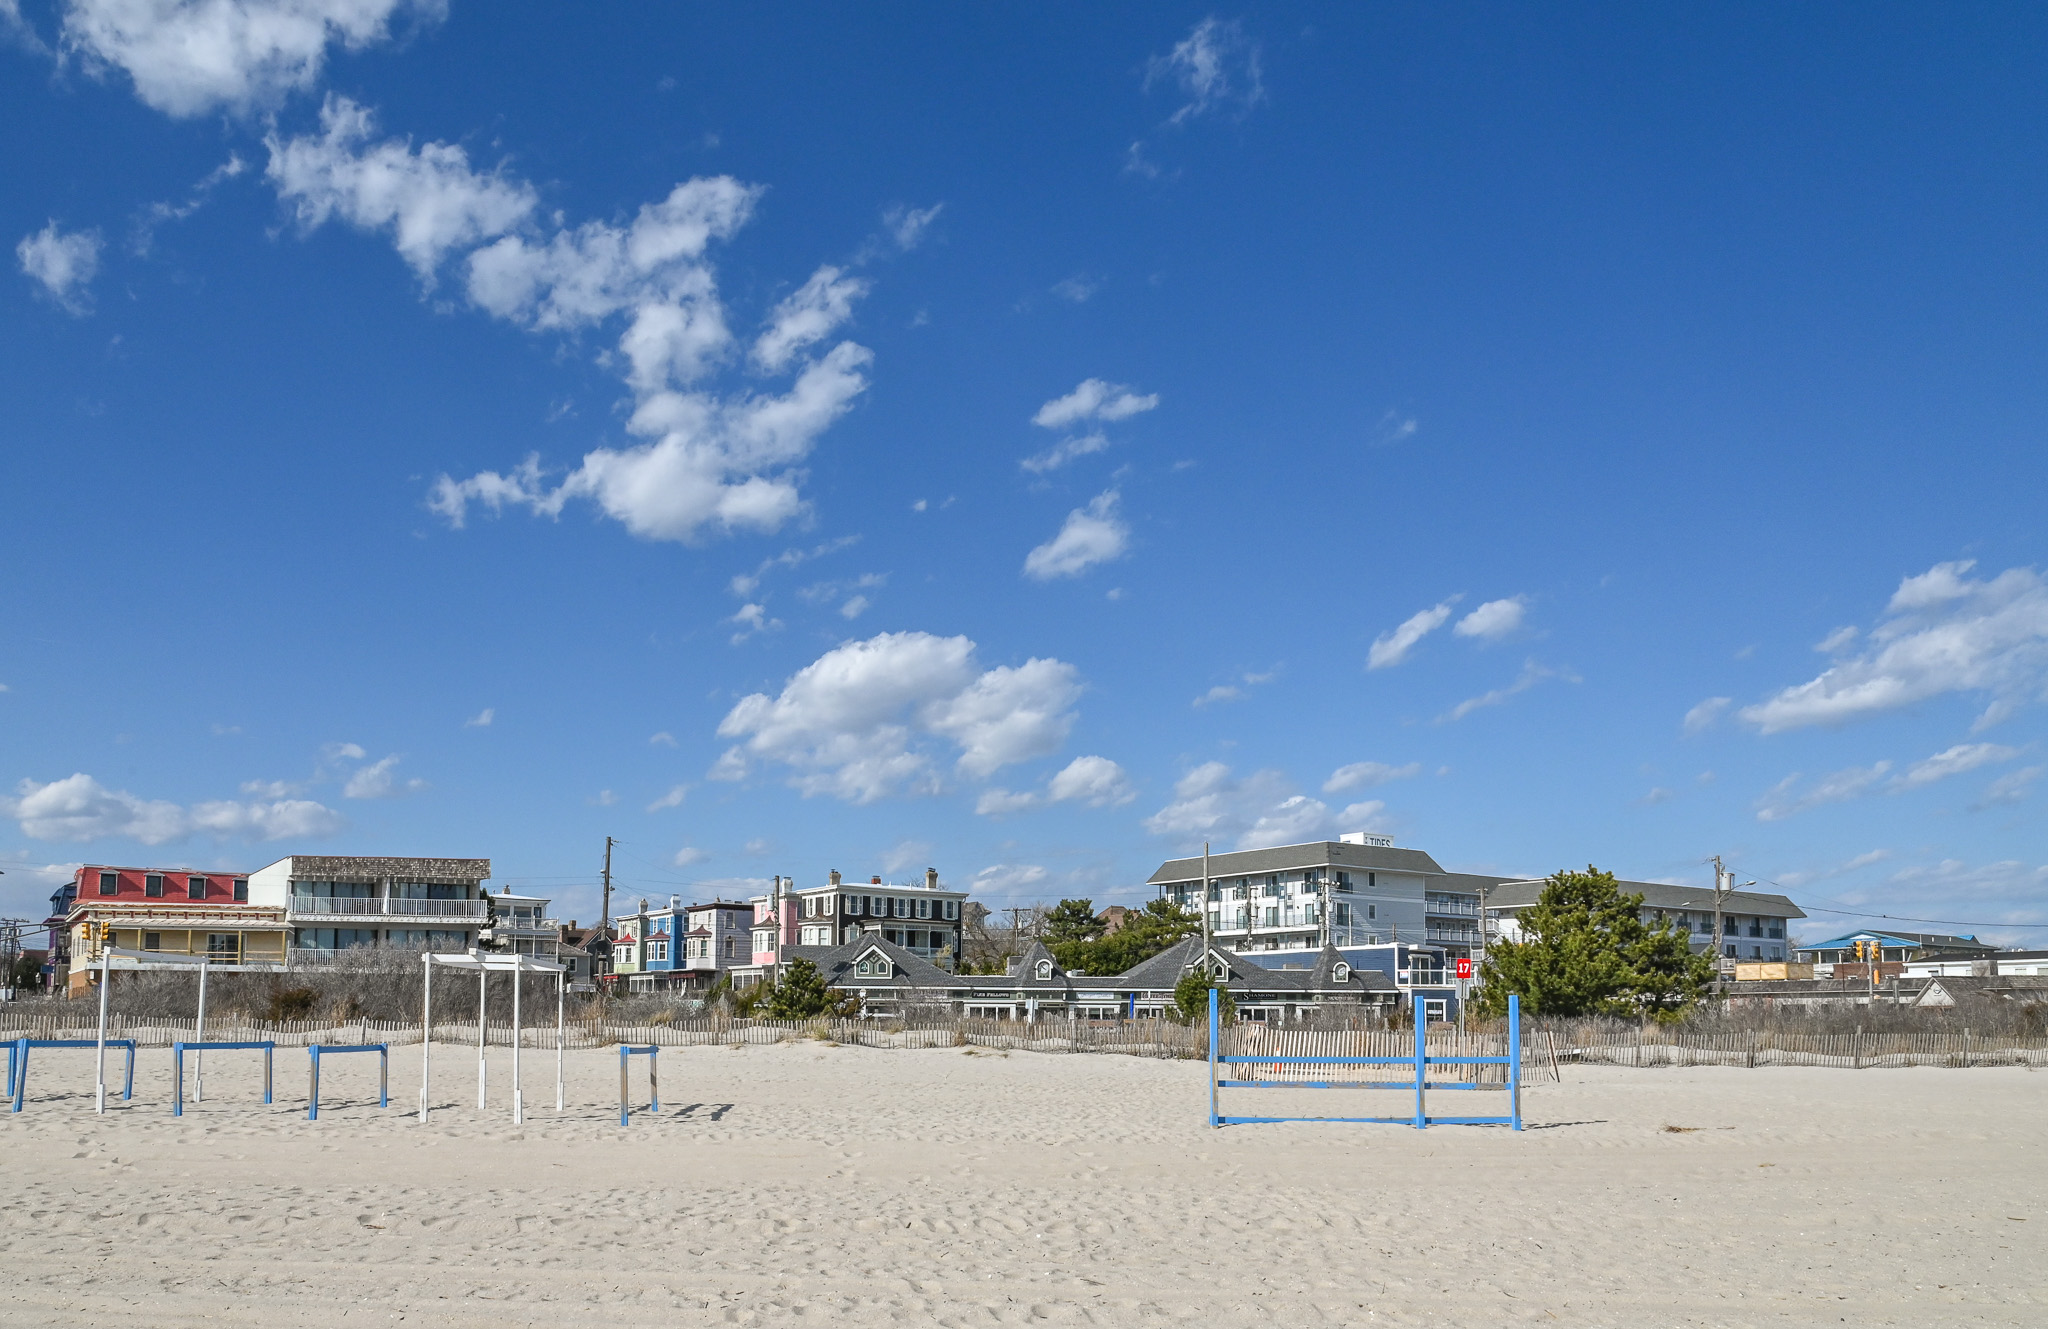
left=2, top=1040, right=2043, bottom=1327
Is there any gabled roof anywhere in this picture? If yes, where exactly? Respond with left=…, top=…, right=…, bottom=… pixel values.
left=1476, top=875, right=1805, bottom=920
left=1116, top=935, right=1205, bottom=988
left=793, top=936, right=968, bottom=991
left=1802, top=930, right=1992, bottom=952
left=1148, top=841, right=1446, bottom=884
left=1009, top=940, right=1067, bottom=989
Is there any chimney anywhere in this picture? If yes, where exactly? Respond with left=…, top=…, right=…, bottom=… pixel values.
left=926, top=868, right=939, bottom=890
left=829, top=869, right=841, bottom=886
left=670, top=895, right=680, bottom=911
left=638, top=898, right=649, bottom=912
left=871, top=875, right=882, bottom=885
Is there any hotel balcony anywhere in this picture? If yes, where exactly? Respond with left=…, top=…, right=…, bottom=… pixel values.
left=287, top=895, right=488, bottom=923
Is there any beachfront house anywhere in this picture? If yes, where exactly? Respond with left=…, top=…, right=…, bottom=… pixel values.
left=1904, top=949, right=2048, bottom=978
left=1485, top=877, right=1804, bottom=969
left=1148, top=835, right=1483, bottom=961
left=1798, top=931, right=1997, bottom=974
left=737, top=868, right=969, bottom=986
left=246, top=855, right=492, bottom=958
left=56, top=864, right=288, bottom=996
left=482, top=887, right=559, bottom=958
left=681, top=900, right=752, bottom=988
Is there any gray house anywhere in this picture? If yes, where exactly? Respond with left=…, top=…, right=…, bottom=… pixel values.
left=1477, top=875, right=1805, bottom=966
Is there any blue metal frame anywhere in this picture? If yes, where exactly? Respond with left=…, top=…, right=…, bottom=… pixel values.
left=619, top=1044, right=660, bottom=1126
left=1208, top=989, right=1522, bottom=1130
left=308, top=1044, right=389, bottom=1120
left=10, top=1038, right=137, bottom=1113
left=173, top=1041, right=274, bottom=1117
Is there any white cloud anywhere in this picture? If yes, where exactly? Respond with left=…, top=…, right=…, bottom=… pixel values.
left=671, top=846, right=707, bottom=867
left=879, top=839, right=934, bottom=874
left=267, top=96, right=535, bottom=281
left=322, top=741, right=366, bottom=761
left=1639, top=786, right=1675, bottom=806
left=1374, top=411, right=1418, bottom=446
left=714, top=631, right=1081, bottom=803
left=976, top=755, right=1135, bottom=816
left=1367, top=600, right=1456, bottom=670
left=728, top=602, right=782, bottom=644
left=1740, top=561, right=2048, bottom=733
left=1978, top=765, right=2044, bottom=808
left=1031, top=379, right=1159, bottom=430
left=1756, top=742, right=2022, bottom=821
left=239, top=778, right=305, bottom=799
left=464, top=707, right=493, bottom=728
left=589, top=789, right=618, bottom=807
left=1051, top=274, right=1099, bottom=304
left=970, top=862, right=1049, bottom=901
left=342, top=753, right=424, bottom=799
left=753, top=264, right=869, bottom=372
left=1755, top=762, right=1893, bottom=822
left=881, top=202, right=942, bottom=251
left=838, top=595, right=869, bottom=620
left=133, top=154, right=249, bottom=254
left=1322, top=761, right=1421, bottom=794
left=16, top=221, right=102, bottom=314
left=1023, top=490, right=1128, bottom=580
left=1454, top=597, right=1526, bottom=641
left=1440, top=660, right=1577, bottom=722
left=1146, top=16, right=1265, bottom=126
left=1683, top=696, right=1733, bottom=735
left=61, top=0, right=440, bottom=118
left=647, top=784, right=688, bottom=812
left=1021, top=431, right=1110, bottom=475
left=1815, top=625, right=1859, bottom=653
left=1192, top=685, right=1242, bottom=709
left=1894, top=742, right=2018, bottom=790
left=267, top=103, right=864, bottom=548
left=729, top=534, right=860, bottom=598
left=649, top=731, right=677, bottom=747
left=5, top=772, right=342, bottom=843
left=1143, top=762, right=1389, bottom=851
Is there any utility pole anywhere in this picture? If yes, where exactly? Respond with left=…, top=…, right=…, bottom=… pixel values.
left=1476, top=883, right=1490, bottom=970
left=599, top=836, right=615, bottom=987
left=1200, top=841, right=1212, bottom=957
left=1710, top=855, right=1731, bottom=989
left=1318, top=867, right=1331, bottom=952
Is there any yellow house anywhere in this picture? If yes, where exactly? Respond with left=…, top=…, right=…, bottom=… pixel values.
left=63, top=865, right=289, bottom=996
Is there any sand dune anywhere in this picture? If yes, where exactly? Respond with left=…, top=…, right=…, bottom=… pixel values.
left=1, top=1040, right=2043, bottom=1326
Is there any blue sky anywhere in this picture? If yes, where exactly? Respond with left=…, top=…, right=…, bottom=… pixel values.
left=4, top=2, right=2046, bottom=945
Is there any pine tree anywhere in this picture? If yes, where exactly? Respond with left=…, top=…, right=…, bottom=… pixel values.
left=766, top=956, right=834, bottom=1018
left=1173, top=969, right=1234, bottom=1024
left=1472, top=867, right=1713, bottom=1019
left=1042, top=898, right=1105, bottom=946
left=1049, top=899, right=1200, bottom=974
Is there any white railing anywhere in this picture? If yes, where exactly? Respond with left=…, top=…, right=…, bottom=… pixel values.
left=1425, top=898, right=1480, bottom=917
left=289, top=896, right=487, bottom=920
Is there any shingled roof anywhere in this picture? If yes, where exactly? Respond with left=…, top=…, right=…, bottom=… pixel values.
left=1148, top=840, right=1446, bottom=884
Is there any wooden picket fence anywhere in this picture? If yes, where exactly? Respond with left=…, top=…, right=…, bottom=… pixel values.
left=2, top=1009, right=2040, bottom=1070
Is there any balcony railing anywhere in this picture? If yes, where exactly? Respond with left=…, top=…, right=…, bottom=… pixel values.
left=1424, top=898, right=1480, bottom=917
left=289, top=896, right=487, bottom=920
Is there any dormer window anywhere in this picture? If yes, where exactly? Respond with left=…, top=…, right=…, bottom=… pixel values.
left=1333, top=963, right=1351, bottom=983
left=856, top=953, right=891, bottom=978
left=1034, top=959, right=1054, bottom=981
left=1210, top=961, right=1229, bottom=981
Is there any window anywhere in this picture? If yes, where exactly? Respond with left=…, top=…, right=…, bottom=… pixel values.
left=724, top=937, right=736, bottom=958
left=1724, top=944, right=1736, bottom=958
left=1263, top=907, right=1279, bottom=927
left=143, top=932, right=162, bottom=951
left=1335, top=872, right=1352, bottom=892
left=915, top=898, right=931, bottom=920
left=99, top=871, right=118, bottom=896
left=1034, top=959, right=1054, bottom=981
left=207, top=934, right=239, bottom=959
left=1423, top=998, right=1448, bottom=1022
left=1367, top=904, right=1377, bottom=921
left=944, top=900, right=959, bottom=920
left=649, top=940, right=669, bottom=962
left=188, top=876, right=207, bottom=900
left=232, top=879, right=248, bottom=902
left=1768, top=924, right=1784, bottom=939
left=145, top=874, right=165, bottom=898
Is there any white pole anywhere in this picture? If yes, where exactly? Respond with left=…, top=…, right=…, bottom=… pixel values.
left=476, top=963, right=487, bottom=1110
left=555, top=970, right=565, bottom=1112
left=194, top=958, right=209, bottom=1103
left=418, top=955, right=433, bottom=1123
left=94, top=948, right=112, bottom=1114
left=512, top=961, right=524, bottom=1125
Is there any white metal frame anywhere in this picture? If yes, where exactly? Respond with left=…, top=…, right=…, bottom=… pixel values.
left=92, top=946, right=212, bottom=1114
left=418, top=950, right=566, bottom=1124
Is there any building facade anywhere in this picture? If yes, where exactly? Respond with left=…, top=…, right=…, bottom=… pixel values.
left=1797, top=930, right=1995, bottom=973
left=742, top=868, right=968, bottom=983
left=57, top=864, right=288, bottom=996
left=246, top=855, right=491, bottom=957
left=1480, top=876, right=1805, bottom=968
left=1148, top=836, right=1484, bottom=961
left=481, top=887, right=558, bottom=957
